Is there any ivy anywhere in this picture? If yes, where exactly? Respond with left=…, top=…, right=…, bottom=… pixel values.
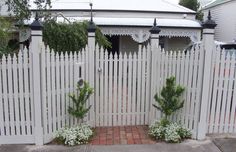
left=43, top=19, right=111, bottom=53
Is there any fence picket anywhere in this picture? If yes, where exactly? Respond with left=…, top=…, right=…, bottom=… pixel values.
left=219, top=53, right=230, bottom=133
left=2, top=55, right=10, bottom=136
left=183, top=51, right=190, bottom=127
left=46, top=50, right=52, bottom=134
left=180, top=51, right=186, bottom=125
left=23, top=51, right=31, bottom=135
left=60, top=53, right=65, bottom=127
left=50, top=51, right=57, bottom=131
left=224, top=54, right=234, bottom=133
left=55, top=53, right=61, bottom=128
left=127, top=53, right=132, bottom=125
left=140, top=49, right=146, bottom=125
left=122, top=53, right=127, bottom=125
left=229, top=52, right=236, bottom=132
left=214, top=50, right=225, bottom=133
left=99, top=49, right=104, bottom=126
left=145, top=47, right=151, bottom=124
left=95, top=48, right=100, bottom=126
left=131, top=53, right=137, bottom=125
left=64, top=52, right=69, bottom=126
left=104, top=51, right=108, bottom=126
left=0, top=56, right=4, bottom=136
left=136, top=48, right=142, bottom=125
left=18, top=53, right=26, bottom=136
left=209, top=48, right=220, bottom=133
left=12, top=54, right=20, bottom=135
left=41, top=48, right=47, bottom=135
left=191, top=47, right=199, bottom=137
left=7, top=54, right=15, bottom=135
left=108, top=53, right=113, bottom=126
left=118, top=53, right=123, bottom=125
left=113, top=54, right=118, bottom=126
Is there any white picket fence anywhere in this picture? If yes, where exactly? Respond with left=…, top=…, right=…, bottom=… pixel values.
left=207, top=47, right=236, bottom=134
left=1, top=32, right=236, bottom=145
left=0, top=51, right=35, bottom=144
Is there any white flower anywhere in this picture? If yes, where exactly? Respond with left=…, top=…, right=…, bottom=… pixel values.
left=148, top=121, right=192, bottom=143
left=54, top=124, right=93, bottom=146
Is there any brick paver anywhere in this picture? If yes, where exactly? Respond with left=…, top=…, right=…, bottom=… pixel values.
left=90, top=125, right=156, bottom=145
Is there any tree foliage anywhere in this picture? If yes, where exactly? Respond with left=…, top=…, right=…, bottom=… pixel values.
left=153, top=76, right=185, bottom=120
left=179, top=0, right=203, bottom=21
left=5, top=0, right=51, bottom=20
left=0, top=17, right=18, bottom=55
left=68, top=81, right=94, bottom=123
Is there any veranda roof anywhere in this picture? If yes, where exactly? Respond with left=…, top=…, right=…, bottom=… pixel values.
left=30, top=0, right=195, bottom=13
left=25, top=17, right=201, bottom=28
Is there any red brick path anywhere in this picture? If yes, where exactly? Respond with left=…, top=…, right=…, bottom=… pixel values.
left=90, top=125, right=156, bottom=145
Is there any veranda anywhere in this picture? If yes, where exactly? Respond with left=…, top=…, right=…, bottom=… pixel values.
left=0, top=13, right=236, bottom=145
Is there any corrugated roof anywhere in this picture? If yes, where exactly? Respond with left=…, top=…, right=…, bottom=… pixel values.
left=30, top=0, right=195, bottom=13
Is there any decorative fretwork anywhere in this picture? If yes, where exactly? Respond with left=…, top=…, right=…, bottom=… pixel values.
left=101, top=27, right=200, bottom=43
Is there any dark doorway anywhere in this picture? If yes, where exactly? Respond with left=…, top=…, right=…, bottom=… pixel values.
left=106, top=36, right=120, bottom=55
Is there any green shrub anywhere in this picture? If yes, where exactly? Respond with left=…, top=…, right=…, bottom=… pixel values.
left=68, top=81, right=93, bottom=124
left=153, top=76, right=185, bottom=121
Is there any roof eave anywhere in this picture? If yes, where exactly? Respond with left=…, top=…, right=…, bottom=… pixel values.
left=202, top=0, right=233, bottom=10
left=30, top=9, right=196, bottom=14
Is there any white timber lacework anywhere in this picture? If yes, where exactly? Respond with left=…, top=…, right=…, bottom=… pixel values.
left=101, top=27, right=200, bottom=43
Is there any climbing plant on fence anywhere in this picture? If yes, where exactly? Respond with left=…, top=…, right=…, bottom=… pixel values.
left=43, top=19, right=111, bottom=53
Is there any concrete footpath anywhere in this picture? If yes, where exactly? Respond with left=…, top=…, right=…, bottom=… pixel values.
left=0, top=139, right=223, bottom=152
left=212, top=138, right=236, bottom=152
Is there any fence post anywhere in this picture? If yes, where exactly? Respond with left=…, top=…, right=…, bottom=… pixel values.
left=87, top=7, right=96, bottom=127
left=149, top=18, right=161, bottom=124
left=30, top=14, right=44, bottom=145
left=198, top=11, right=217, bottom=140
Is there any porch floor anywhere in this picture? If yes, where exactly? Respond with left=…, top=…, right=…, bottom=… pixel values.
left=90, top=125, right=156, bottom=145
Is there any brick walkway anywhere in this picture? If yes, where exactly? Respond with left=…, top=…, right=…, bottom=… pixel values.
left=90, top=126, right=156, bottom=145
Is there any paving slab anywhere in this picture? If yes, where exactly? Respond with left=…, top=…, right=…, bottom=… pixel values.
left=0, top=140, right=221, bottom=152
left=213, top=138, right=236, bottom=152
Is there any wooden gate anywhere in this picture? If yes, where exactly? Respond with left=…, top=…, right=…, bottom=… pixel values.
left=94, top=47, right=152, bottom=126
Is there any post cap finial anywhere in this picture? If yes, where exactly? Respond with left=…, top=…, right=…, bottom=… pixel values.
left=90, top=2, right=93, bottom=22
left=153, top=18, right=157, bottom=26
left=202, top=10, right=217, bottom=29
left=30, top=12, right=43, bottom=30
left=150, top=18, right=161, bottom=34
left=88, top=2, right=96, bottom=33
left=207, top=10, right=212, bottom=20
left=35, top=12, right=39, bottom=21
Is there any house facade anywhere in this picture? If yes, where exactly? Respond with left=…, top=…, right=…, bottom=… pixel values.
left=27, top=0, right=202, bottom=53
left=202, top=0, right=236, bottom=42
